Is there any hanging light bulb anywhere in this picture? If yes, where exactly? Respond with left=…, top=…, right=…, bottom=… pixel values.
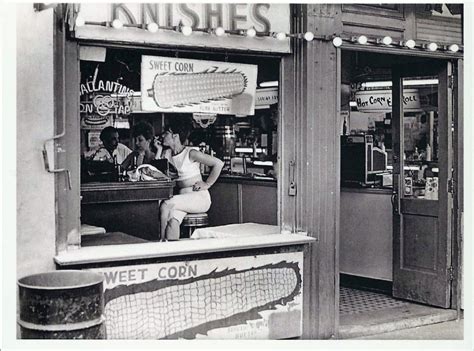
left=111, top=19, right=123, bottom=29
left=75, top=16, right=85, bottom=27
left=427, top=42, right=438, bottom=51
left=246, top=27, right=257, bottom=38
left=332, top=37, right=343, bottom=47
left=181, top=25, right=193, bottom=36
left=304, top=31, right=314, bottom=41
left=275, top=32, right=286, bottom=41
left=382, top=36, right=392, bottom=45
left=147, top=22, right=159, bottom=33
left=214, top=27, right=225, bottom=37
left=357, top=35, right=368, bottom=45
left=448, top=44, right=459, bottom=52
left=405, top=39, right=416, bottom=49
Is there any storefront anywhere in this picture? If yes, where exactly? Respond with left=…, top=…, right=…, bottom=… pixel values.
left=15, top=3, right=463, bottom=341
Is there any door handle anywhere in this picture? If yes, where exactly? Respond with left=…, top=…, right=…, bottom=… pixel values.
left=42, top=142, right=72, bottom=190
left=288, top=160, right=296, bottom=196
left=391, top=191, right=399, bottom=215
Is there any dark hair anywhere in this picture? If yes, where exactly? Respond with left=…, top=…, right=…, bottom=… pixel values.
left=165, top=115, right=193, bottom=144
left=99, top=126, right=118, bottom=142
left=132, top=121, right=154, bottom=140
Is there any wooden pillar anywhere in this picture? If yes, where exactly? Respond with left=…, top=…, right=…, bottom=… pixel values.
left=54, top=6, right=81, bottom=252
left=279, top=4, right=340, bottom=339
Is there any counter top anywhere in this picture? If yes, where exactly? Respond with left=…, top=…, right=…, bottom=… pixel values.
left=54, top=233, right=315, bottom=266
left=81, top=180, right=175, bottom=204
left=217, top=174, right=277, bottom=186
left=341, top=186, right=392, bottom=195
left=81, top=180, right=174, bottom=191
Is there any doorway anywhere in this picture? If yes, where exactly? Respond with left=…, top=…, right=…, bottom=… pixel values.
left=337, top=50, right=457, bottom=338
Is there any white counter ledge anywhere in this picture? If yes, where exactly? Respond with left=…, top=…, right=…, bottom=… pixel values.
left=55, top=233, right=315, bottom=266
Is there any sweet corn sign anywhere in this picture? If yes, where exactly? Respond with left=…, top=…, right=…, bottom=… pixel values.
left=72, top=3, right=291, bottom=53
left=141, top=56, right=258, bottom=115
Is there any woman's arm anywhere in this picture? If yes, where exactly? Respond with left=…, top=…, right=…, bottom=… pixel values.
left=189, top=149, right=224, bottom=190
left=121, top=151, right=137, bottom=170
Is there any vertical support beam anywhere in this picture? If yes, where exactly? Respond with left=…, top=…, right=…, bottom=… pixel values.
left=403, top=4, right=417, bottom=40
left=300, top=38, right=339, bottom=340
left=55, top=7, right=81, bottom=252
left=296, top=4, right=340, bottom=339
left=452, top=59, right=463, bottom=310
left=280, top=51, right=297, bottom=232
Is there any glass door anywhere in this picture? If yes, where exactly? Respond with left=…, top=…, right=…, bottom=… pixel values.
left=392, top=61, right=453, bottom=308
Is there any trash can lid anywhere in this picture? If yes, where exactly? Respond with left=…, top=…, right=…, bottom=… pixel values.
left=18, top=270, right=103, bottom=290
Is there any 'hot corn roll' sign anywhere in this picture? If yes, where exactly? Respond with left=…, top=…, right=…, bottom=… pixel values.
left=141, top=56, right=258, bottom=115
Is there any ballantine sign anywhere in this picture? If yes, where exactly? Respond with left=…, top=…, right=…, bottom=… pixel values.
left=72, top=3, right=291, bottom=53
left=80, top=79, right=134, bottom=128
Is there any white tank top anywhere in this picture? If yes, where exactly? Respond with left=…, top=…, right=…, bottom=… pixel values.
left=170, top=147, right=201, bottom=181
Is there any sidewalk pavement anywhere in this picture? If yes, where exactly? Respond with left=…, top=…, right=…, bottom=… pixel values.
left=353, top=318, right=464, bottom=339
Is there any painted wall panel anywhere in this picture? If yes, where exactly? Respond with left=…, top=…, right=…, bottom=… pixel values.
left=340, top=190, right=393, bottom=281
left=416, top=18, right=462, bottom=43
left=16, top=5, right=56, bottom=277
left=88, top=251, right=304, bottom=339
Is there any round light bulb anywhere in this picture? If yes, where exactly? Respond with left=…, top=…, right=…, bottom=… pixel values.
left=332, top=37, right=343, bottom=47
left=111, top=19, right=123, bottom=29
left=215, top=27, right=225, bottom=37
left=75, top=16, right=85, bottom=27
left=382, top=36, right=392, bottom=45
left=181, top=25, right=193, bottom=36
left=405, top=39, right=416, bottom=49
left=147, top=22, right=158, bottom=33
left=449, top=44, right=459, bottom=52
left=246, top=27, right=256, bottom=38
left=276, top=32, right=286, bottom=41
left=428, top=42, right=438, bottom=51
left=304, top=31, right=314, bottom=41
left=357, top=35, right=368, bottom=45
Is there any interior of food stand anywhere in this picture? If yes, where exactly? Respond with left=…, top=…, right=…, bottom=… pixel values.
left=79, top=46, right=281, bottom=245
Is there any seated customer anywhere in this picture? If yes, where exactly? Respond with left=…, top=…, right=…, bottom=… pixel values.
left=88, top=126, right=132, bottom=164
left=121, top=121, right=156, bottom=170
left=157, top=117, right=224, bottom=241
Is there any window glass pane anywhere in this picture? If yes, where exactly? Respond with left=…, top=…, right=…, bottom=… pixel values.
left=402, top=77, right=438, bottom=200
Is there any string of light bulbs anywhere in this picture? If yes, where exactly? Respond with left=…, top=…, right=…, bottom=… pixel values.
left=74, top=16, right=462, bottom=53
left=331, top=35, right=461, bottom=53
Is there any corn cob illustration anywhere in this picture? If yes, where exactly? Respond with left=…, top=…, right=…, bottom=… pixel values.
left=102, top=261, right=301, bottom=339
left=147, top=67, right=248, bottom=108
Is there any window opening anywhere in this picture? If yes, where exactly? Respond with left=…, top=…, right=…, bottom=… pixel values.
left=79, top=46, right=281, bottom=246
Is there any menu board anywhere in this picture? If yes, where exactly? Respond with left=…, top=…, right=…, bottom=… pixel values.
left=141, top=56, right=257, bottom=115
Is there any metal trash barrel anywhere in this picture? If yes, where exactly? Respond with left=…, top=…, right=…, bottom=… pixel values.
left=18, top=270, right=105, bottom=339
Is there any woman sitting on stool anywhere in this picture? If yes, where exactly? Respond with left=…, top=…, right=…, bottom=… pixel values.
left=156, top=117, right=224, bottom=241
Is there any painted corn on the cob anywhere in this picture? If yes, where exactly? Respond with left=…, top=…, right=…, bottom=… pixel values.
left=147, top=67, right=248, bottom=108
left=103, top=261, right=301, bottom=339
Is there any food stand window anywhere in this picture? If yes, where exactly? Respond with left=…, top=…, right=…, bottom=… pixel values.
left=79, top=46, right=282, bottom=245
left=55, top=4, right=316, bottom=340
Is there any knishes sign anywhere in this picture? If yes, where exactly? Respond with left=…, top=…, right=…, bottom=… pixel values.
left=72, top=3, right=291, bottom=53
left=141, top=56, right=258, bottom=115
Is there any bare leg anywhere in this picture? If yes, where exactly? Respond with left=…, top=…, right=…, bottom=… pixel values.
left=160, top=201, right=171, bottom=241
left=165, top=218, right=180, bottom=241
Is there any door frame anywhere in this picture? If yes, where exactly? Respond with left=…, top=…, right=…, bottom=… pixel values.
left=335, top=47, right=463, bottom=332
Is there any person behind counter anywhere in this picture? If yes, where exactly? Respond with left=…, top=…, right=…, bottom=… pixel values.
left=121, top=121, right=156, bottom=170
left=89, top=126, right=132, bottom=164
left=156, top=117, right=224, bottom=241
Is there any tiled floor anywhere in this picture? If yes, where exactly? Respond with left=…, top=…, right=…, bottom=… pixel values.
left=339, top=287, right=408, bottom=315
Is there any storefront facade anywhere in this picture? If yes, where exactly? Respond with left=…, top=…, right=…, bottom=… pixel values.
left=15, top=3, right=463, bottom=340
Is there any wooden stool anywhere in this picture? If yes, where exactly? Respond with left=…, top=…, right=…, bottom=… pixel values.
left=181, top=213, right=209, bottom=238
